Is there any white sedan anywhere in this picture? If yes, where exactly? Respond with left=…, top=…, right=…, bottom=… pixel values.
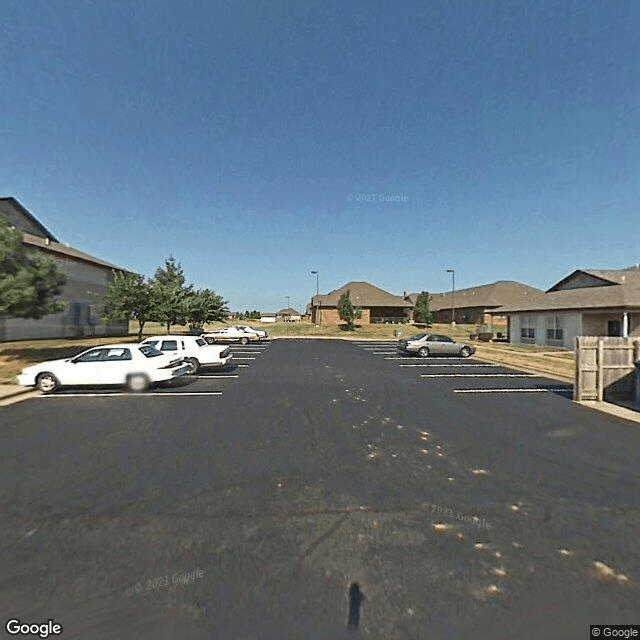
left=202, top=326, right=261, bottom=345
left=17, top=344, right=189, bottom=393
left=233, top=325, right=268, bottom=340
left=140, top=335, right=233, bottom=374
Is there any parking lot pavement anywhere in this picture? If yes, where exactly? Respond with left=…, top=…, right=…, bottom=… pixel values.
left=351, top=341, right=574, bottom=396
left=3, top=339, right=640, bottom=639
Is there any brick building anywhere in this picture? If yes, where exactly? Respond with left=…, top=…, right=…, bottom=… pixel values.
left=310, top=281, right=411, bottom=326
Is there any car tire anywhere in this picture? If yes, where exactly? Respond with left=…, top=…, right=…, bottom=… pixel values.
left=240, top=337, right=249, bottom=345
left=126, top=373, right=150, bottom=393
left=184, top=357, right=200, bottom=375
left=36, top=372, right=60, bottom=394
left=418, top=347, right=430, bottom=358
left=460, top=346, right=472, bottom=358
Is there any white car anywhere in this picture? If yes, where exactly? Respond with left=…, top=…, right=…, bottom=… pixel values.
left=202, top=326, right=261, bottom=345
left=17, top=344, right=189, bottom=393
left=140, top=335, right=233, bottom=374
left=233, top=325, right=268, bottom=340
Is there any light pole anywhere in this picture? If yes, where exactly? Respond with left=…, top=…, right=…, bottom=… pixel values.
left=446, top=269, right=455, bottom=326
left=310, top=270, right=320, bottom=325
left=286, top=295, right=290, bottom=309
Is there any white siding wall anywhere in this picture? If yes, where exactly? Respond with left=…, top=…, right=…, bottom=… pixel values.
left=509, top=312, right=582, bottom=349
left=0, top=254, right=128, bottom=341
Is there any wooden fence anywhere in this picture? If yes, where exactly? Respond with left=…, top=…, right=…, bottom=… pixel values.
left=574, top=336, right=640, bottom=401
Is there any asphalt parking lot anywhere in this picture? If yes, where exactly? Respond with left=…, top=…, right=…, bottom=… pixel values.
left=2, top=339, right=640, bottom=639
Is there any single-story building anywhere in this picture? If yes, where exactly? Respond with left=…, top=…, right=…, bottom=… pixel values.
left=260, top=313, right=277, bottom=324
left=310, top=281, right=411, bottom=326
left=424, top=281, right=545, bottom=325
left=276, top=307, right=302, bottom=322
left=0, top=197, right=129, bottom=341
left=490, top=267, right=640, bottom=350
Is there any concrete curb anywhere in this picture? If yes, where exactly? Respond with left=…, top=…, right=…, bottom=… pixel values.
left=0, top=385, right=31, bottom=401
left=577, top=401, right=640, bottom=425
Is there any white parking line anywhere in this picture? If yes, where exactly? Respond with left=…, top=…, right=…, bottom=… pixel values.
left=399, top=363, right=500, bottom=367
left=198, top=374, right=240, bottom=378
left=453, top=388, right=571, bottom=394
left=39, top=392, right=224, bottom=397
left=232, top=357, right=255, bottom=360
left=421, top=373, right=538, bottom=378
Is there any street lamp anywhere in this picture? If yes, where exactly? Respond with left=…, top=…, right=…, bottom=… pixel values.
left=446, top=269, right=455, bottom=326
left=310, top=270, right=320, bottom=325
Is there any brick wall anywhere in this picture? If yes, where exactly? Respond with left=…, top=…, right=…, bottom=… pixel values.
left=314, top=307, right=371, bottom=326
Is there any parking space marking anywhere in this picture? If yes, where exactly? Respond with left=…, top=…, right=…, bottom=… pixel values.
left=39, top=392, right=224, bottom=397
left=232, top=357, right=255, bottom=360
left=453, top=387, right=571, bottom=394
left=421, top=373, right=538, bottom=378
left=398, top=363, right=500, bottom=367
left=198, top=374, right=240, bottom=378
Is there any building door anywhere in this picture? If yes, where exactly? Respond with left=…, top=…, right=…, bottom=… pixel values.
left=607, top=320, right=622, bottom=337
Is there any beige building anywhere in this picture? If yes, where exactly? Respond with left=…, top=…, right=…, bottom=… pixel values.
left=0, top=197, right=128, bottom=341
left=492, top=267, right=640, bottom=350
left=310, top=281, right=410, bottom=326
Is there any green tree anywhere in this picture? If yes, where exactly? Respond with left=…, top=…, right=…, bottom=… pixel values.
left=184, top=288, right=229, bottom=332
left=337, top=289, right=362, bottom=331
left=415, top=291, right=434, bottom=325
left=101, top=271, right=153, bottom=340
left=150, top=256, right=192, bottom=333
left=0, top=220, right=66, bottom=319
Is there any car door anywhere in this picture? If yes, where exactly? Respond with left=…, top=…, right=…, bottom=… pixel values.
left=439, top=336, right=458, bottom=355
left=100, top=347, right=135, bottom=384
left=65, top=348, right=109, bottom=385
left=425, top=335, right=443, bottom=354
left=158, top=338, right=180, bottom=357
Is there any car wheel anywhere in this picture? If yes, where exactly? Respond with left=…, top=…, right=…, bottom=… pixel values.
left=126, top=373, right=150, bottom=393
left=460, top=346, right=472, bottom=358
left=240, top=337, right=249, bottom=345
left=184, top=357, right=200, bottom=374
left=418, top=347, right=430, bottom=358
left=36, top=372, right=60, bottom=394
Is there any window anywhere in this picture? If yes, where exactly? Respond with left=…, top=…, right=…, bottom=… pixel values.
left=139, top=345, right=164, bottom=358
left=75, top=349, right=107, bottom=362
left=103, top=348, right=132, bottom=361
left=71, top=303, right=83, bottom=326
left=520, top=316, right=536, bottom=340
left=546, top=315, right=563, bottom=341
left=195, top=338, right=206, bottom=347
left=161, top=340, right=178, bottom=351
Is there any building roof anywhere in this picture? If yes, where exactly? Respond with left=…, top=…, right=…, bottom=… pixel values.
left=312, top=281, right=411, bottom=308
left=0, top=197, right=59, bottom=241
left=493, top=267, right=640, bottom=313
left=261, top=312, right=277, bottom=317
left=22, top=231, right=125, bottom=271
left=426, top=281, right=545, bottom=311
left=276, top=307, right=301, bottom=316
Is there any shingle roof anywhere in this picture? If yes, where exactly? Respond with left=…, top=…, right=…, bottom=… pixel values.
left=494, top=267, right=640, bottom=312
left=22, top=231, right=126, bottom=271
left=312, top=281, right=410, bottom=308
left=276, top=307, right=301, bottom=315
left=0, top=197, right=59, bottom=241
left=426, top=281, right=545, bottom=311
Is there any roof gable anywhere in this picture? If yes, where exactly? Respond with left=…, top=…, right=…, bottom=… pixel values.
left=546, top=270, right=618, bottom=292
left=312, top=281, right=410, bottom=308
left=0, top=197, right=59, bottom=241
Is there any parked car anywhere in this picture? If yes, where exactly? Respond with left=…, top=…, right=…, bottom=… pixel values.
left=16, top=344, right=189, bottom=393
left=140, top=335, right=233, bottom=374
left=397, top=334, right=476, bottom=358
left=202, top=326, right=261, bottom=345
left=232, top=325, right=268, bottom=340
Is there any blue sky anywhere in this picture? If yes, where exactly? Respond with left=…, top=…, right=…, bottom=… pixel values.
left=2, top=0, right=639, bottom=312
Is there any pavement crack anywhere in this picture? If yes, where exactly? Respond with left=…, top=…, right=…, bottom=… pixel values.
left=293, top=511, right=351, bottom=574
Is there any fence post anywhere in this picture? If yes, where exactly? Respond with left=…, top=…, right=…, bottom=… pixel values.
left=597, top=339, right=604, bottom=402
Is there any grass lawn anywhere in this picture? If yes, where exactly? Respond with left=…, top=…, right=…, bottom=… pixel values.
left=0, top=319, right=573, bottom=385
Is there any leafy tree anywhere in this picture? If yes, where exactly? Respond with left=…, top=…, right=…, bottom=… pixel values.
left=150, top=256, right=192, bottom=333
left=337, top=289, right=362, bottom=331
left=415, top=291, right=434, bottom=325
left=0, top=220, right=66, bottom=319
left=184, top=288, right=229, bottom=332
left=101, top=271, right=153, bottom=340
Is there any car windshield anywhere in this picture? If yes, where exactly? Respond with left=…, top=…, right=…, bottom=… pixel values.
left=139, top=345, right=164, bottom=358
left=409, top=334, right=426, bottom=341
left=142, top=340, right=158, bottom=348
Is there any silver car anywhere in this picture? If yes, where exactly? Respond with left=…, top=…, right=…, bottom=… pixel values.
left=397, top=333, right=476, bottom=358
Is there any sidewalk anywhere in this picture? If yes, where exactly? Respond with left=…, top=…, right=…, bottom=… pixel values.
left=0, top=384, right=39, bottom=406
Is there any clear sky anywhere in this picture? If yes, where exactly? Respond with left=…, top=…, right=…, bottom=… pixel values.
left=2, top=0, right=639, bottom=313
